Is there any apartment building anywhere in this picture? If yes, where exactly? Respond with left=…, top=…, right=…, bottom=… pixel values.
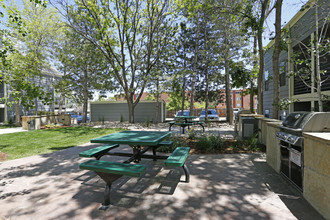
left=0, top=67, right=61, bottom=123
left=263, top=0, right=330, bottom=119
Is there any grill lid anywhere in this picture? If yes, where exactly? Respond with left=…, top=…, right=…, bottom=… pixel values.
left=282, top=112, right=330, bottom=132
left=282, top=112, right=312, bottom=129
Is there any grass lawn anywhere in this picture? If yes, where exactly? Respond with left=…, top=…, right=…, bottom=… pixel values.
left=0, top=125, right=17, bottom=129
left=0, top=126, right=124, bottom=160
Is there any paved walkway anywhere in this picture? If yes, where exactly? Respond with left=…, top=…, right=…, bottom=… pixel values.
left=0, top=143, right=324, bottom=220
left=0, top=127, right=27, bottom=135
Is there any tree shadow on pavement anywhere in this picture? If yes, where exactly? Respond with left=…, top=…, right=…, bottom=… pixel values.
left=0, top=145, right=325, bottom=220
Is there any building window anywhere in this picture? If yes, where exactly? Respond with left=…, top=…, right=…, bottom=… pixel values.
left=236, top=91, right=241, bottom=94
left=265, top=80, right=269, bottom=91
left=237, top=103, right=241, bottom=107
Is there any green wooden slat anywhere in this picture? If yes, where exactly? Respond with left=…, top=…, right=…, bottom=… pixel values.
left=79, top=160, right=146, bottom=177
left=79, top=144, right=119, bottom=157
left=165, top=147, right=190, bottom=167
left=91, top=131, right=172, bottom=146
left=174, top=123, right=194, bottom=125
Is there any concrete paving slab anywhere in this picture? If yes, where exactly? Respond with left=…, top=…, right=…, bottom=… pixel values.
left=0, top=143, right=325, bottom=220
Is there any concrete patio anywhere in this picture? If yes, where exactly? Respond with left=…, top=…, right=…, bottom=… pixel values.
left=0, top=143, right=325, bottom=220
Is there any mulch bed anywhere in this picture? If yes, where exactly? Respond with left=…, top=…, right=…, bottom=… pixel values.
left=0, top=152, right=8, bottom=162
left=175, top=137, right=266, bottom=154
left=40, top=125, right=71, bottom=130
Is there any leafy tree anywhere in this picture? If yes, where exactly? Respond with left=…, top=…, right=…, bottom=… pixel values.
left=0, top=0, right=47, bottom=66
left=167, top=80, right=189, bottom=111
left=54, top=28, right=111, bottom=123
left=212, top=0, right=247, bottom=125
left=54, top=0, right=180, bottom=123
left=1, top=0, right=59, bottom=125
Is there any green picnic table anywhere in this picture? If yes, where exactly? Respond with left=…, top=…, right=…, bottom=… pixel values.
left=169, top=116, right=204, bottom=133
left=79, top=130, right=190, bottom=208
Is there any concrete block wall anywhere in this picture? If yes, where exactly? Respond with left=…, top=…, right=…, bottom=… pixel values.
left=265, top=121, right=283, bottom=173
left=258, top=118, right=281, bottom=145
left=303, top=133, right=330, bottom=219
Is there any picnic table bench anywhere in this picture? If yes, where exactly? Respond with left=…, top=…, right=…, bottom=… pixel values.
left=79, top=144, right=119, bottom=160
left=78, top=131, right=190, bottom=208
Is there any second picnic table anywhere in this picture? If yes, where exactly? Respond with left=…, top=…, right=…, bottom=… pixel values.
left=169, top=116, right=205, bottom=134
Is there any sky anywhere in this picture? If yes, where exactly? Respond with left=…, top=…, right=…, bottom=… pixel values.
left=8, top=0, right=309, bottom=98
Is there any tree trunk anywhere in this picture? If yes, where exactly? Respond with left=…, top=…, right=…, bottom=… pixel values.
left=82, top=70, right=88, bottom=123
left=257, top=34, right=264, bottom=115
left=15, top=101, right=20, bottom=126
left=224, top=37, right=233, bottom=125
left=127, top=96, right=135, bottom=123
left=272, top=0, right=283, bottom=119
left=58, top=94, right=64, bottom=115
left=181, top=43, right=187, bottom=115
left=190, top=14, right=199, bottom=116
left=204, top=18, right=209, bottom=123
left=155, top=78, right=160, bottom=124
left=257, top=0, right=270, bottom=115
left=181, top=75, right=186, bottom=115
left=315, top=1, right=323, bottom=111
left=251, top=35, right=258, bottom=113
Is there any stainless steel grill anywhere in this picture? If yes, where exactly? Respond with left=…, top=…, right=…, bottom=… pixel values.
left=276, top=112, right=330, bottom=191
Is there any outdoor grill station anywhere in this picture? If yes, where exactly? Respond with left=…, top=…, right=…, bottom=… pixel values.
left=276, top=112, right=330, bottom=191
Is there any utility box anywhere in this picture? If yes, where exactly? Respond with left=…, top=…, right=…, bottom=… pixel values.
left=238, top=114, right=263, bottom=139
left=242, top=117, right=255, bottom=138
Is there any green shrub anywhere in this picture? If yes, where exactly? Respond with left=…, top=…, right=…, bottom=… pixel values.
left=230, top=140, right=242, bottom=150
left=8, top=117, right=14, bottom=125
left=195, top=135, right=225, bottom=153
left=146, top=117, right=150, bottom=127
left=247, top=134, right=259, bottom=151
left=187, top=129, right=197, bottom=140
left=196, top=135, right=213, bottom=152
left=120, top=114, right=124, bottom=123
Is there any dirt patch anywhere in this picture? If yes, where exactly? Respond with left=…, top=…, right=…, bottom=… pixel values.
left=0, top=152, right=8, bottom=162
left=40, top=125, right=71, bottom=129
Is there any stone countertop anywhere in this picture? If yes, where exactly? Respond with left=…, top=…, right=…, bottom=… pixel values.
left=303, top=132, right=330, bottom=144
left=266, top=121, right=283, bottom=128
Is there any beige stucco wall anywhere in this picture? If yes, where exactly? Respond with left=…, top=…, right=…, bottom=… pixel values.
left=21, top=116, right=41, bottom=130
left=22, top=114, right=71, bottom=130
left=258, top=118, right=280, bottom=145
left=303, top=132, right=330, bottom=219
left=265, top=121, right=283, bottom=173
